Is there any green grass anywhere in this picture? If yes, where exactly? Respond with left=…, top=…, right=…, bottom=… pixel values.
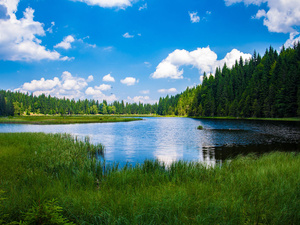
left=0, top=133, right=299, bottom=224
left=197, top=125, right=203, bottom=130
left=0, top=115, right=142, bottom=124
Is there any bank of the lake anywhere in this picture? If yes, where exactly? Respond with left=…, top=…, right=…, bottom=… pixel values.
left=0, top=133, right=299, bottom=224
left=190, top=116, right=300, bottom=122
left=122, top=114, right=300, bottom=122
left=0, top=115, right=141, bottom=124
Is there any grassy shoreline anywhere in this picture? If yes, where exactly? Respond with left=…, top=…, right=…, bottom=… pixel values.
left=0, top=133, right=299, bottom=224
left=1, top=114, right=299, bottom=125
left=0, top=115, right=142, bottom=124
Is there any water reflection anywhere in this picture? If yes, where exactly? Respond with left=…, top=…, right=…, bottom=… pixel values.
left=0, top=117, right=299, bottom=166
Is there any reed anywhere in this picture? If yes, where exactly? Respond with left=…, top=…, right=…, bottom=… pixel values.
left=0, top=133, right=299, bottom=224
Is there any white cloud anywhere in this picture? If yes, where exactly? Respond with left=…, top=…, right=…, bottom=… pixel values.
left=225, top=0, right=300, bottom=34
left=46, top=22, right=55, bottom=33
left=54, top=35, right=75, bottom=50
left=255, top=9, right=266, bottom=19
left=87, top=75, right=94, bottom=82
left=16, top=71, right=94, bottom=99
left=140, top=90, right=150, bottom=94
left=158, top=88, right=178, bottom=94
left=127, top=95, right=149, bottom=102
left=284, top=32, right=300, bottom=48
left=0, top=1, right=65, bottom=61
left=189, top=12, right=200, bottom=23
left=123, top=32, right=134, bottom=38
left=85, top=87, right=117, bottom=102
left=61, top=71, right=90, bottom=90
left=127, top=96, right=157, bottom=104
left=220, top=49, right=252, bottom=67
left=103, top=73, right=115, bottom=82
left=22, top=77, right=61, bottom=91
left=139, top=3, right=147, bottom=11
left=95, top=84, right=112, bottom=91
left=152, top=60, right=184, bottom=79
left=121, top=77, right=139, bottom=86
left=151, top=47, right=251, bottom=79
left=1, top=0, right=19, bottom=17
left=72, top=0, right=134, bottom=9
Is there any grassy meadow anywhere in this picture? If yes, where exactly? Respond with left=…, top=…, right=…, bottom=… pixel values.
left=0, top=115, right=142, bottom=124
left=0, top=133, right=299, bottom=224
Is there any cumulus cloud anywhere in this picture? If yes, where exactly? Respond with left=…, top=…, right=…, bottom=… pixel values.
left=103, top=73, right=115, bottom=82
left=151, top=47, right=251, bottom=79
left=87, top=75, right=94, bottom=82
left=54, top=35, right=75, bottom=50
left=123, top=32, right=134, bottom=38
left=15, top=71, right=94, bottom=99
left=0, top=0, right=65, bottom=61
left=121, top=77, right=139, bottom=86
left=225, top=0, right=300, bottom=34
left=61, top=71, right=89, bottom=90
left=85, top=87, right=117, bottom=102
left=22, top=77, right=60, bottom=91
left=284, top=32, right=300, bottom=48
left=71, top=0, right=134, bottom=9
left=189, top=12, right=200, bottom=23
left=158, top=88, right=178, bottom=94
left=95, top=84, right=112, bottom=91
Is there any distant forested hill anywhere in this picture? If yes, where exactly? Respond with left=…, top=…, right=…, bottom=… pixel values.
left=1, top=44, right=299, bottom=118
left=157, top=44, right=300, bottom=118
left=0, top=91, right=158, bottom=116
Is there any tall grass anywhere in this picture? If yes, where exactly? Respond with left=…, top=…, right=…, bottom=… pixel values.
left=0, top=133, right=299, bottom=224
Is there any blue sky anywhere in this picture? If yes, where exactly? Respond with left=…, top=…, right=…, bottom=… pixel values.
left=0, top=0, right=299, bottom=103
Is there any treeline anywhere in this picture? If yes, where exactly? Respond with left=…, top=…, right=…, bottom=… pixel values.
left=1, top=44, right=300, bottom=118
left=0, top=90, right=158, bottom=116
left=158, top=43, right=300, bottom=118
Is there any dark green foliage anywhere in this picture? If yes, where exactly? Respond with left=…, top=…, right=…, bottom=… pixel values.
left=21, top=199, right=74, bottom=225
left=157, top=43, right=300, bottom=118
left=197, top=125, right=203, bottom=130
left=0, top=91, right=157, bottom=116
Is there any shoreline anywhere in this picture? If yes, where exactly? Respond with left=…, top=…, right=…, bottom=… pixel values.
left=0, top=115, right=142, bottom=125
left=0, top=114, right=299, bottom=125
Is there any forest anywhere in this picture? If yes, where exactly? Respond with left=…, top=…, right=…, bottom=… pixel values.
left=0, top=90, right=158, bottom=116
left=1, top=43, right=300, bottom=118
left=158, top=43, right=300, bottom=118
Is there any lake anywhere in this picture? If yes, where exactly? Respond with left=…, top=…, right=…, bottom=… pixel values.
left=0, top=117, right=299, bottom=166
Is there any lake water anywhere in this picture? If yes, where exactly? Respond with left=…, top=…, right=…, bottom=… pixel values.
left=0, top=117, right=299, bottom=166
